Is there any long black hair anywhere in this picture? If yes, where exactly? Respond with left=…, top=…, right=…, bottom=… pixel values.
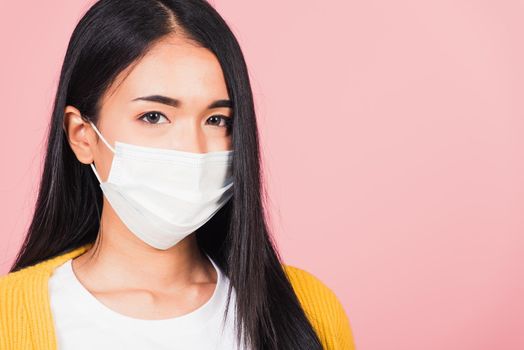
left=9, top=0, right=323, bottom=349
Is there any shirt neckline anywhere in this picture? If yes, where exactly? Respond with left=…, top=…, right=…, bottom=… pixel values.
left=55, top=253, right=226, bottom=331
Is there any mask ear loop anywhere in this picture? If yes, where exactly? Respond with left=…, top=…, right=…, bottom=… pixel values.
left=90, top=163, right=103, bottom=184
left=88, top=120, right=116, bottom=153
left=84, top=116, right=116, bottom=184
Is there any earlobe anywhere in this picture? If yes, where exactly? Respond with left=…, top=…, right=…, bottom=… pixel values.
left=63, top=105, right=95, bottom=165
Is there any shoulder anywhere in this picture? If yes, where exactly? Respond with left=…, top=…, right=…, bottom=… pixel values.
left=0, top=264, right=48, bottom=346
left=282, top=264, right=356, bottom=350
left=282, top=263, right=342, bottom=309
left=0, top=253, right=65, bottom=311
left=0, top=264, right=41, bottom=289
left=0, top=243, right=92, bottom=290
left=0, top=251, right=80, bottom=342
left=0, top=270, right=26, bottom=326
left=0, top=254, right=59, bottom=285
left=0, top=262, right=48, bottom=303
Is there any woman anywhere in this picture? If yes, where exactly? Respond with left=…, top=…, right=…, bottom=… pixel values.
left=0, top=0, right=355, bottom=349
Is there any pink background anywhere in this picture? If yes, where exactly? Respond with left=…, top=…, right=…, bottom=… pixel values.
left=1, top=1, right=523, bottom=349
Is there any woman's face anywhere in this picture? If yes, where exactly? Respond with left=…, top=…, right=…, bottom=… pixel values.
left=66, top=35, right=233, bottom=182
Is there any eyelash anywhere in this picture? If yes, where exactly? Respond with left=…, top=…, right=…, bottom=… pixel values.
left=138, top=111, right=233, bottom=129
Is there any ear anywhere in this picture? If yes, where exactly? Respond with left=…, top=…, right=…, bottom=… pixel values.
left=63, top=105, right=96, bottom=165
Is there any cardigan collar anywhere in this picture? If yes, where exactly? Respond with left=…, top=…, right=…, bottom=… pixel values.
left=21, top=242, right=95, bottom=350
left=39, top=243, right=95, bottom=275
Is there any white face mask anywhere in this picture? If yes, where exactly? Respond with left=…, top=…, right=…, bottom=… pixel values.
left=87, top=120, right=234, bottom=250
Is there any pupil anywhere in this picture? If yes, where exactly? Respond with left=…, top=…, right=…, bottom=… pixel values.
left=148, top=113, right=159, bottom=123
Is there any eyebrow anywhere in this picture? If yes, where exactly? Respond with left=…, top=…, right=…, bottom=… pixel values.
left=131, top=95, right=232, bottom=109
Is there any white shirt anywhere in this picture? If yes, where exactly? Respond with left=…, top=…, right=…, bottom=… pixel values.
left=48, top=254, right=243, bottom=350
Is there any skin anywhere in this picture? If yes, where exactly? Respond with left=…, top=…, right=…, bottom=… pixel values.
left=62, top=34, right=233, bottom=320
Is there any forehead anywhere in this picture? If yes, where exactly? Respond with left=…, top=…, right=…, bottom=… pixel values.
left=102, top=35, right=229, bottom=107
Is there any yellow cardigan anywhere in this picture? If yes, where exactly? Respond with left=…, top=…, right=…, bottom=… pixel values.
left=0, top=243, right=355, bottom=349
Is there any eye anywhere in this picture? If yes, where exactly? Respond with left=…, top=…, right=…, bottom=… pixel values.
left=138, top=111, right=169, bottom=125
left=206, top=115, right=233, bottom=128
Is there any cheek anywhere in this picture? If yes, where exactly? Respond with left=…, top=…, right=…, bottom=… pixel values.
left=107, top=122, right=142, bottom=145
left=95, top=144, right=116, bottom=182
left=206, top=133, right=232, bottom=152
left=226, top=135, right=233, bottom=150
